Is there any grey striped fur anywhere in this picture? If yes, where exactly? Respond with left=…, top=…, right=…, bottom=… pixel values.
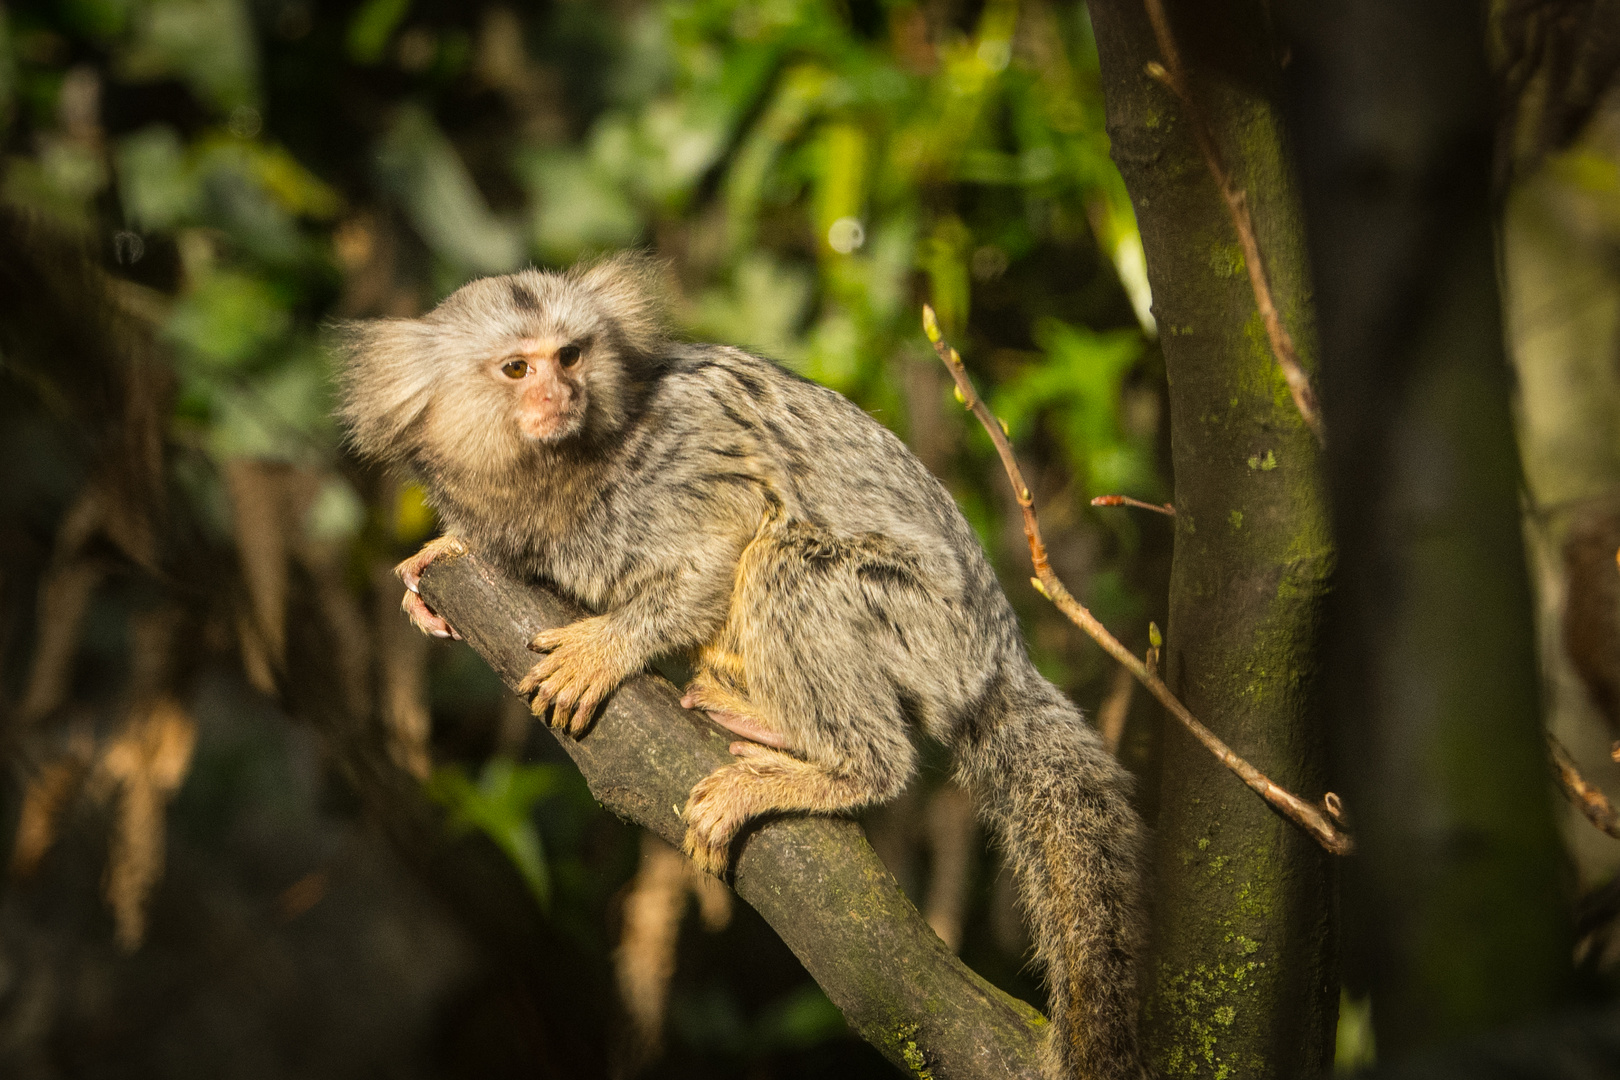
left=336, top=255, right=1148, bottom=1079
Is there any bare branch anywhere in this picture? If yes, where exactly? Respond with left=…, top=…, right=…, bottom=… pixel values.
left=923, top=305, right=1352, bottom=856
left=1091, top=494, right=1175, bottom=516
left=1139, top=0, right=1326, bottom=446
left=1549, top=733, right=1620, bottom=839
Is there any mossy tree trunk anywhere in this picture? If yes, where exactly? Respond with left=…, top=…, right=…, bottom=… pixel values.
left=1281, top=0, right=1572, bottom=1052
left=1086, top=1, right=1338, bottom=1076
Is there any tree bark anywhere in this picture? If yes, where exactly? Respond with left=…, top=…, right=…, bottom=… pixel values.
left=418, top=551, right=1047, bottom=1080
left=1280, top=0, right=1573, bottom=1052
left=1086, top=1, right=1339, bottom=1076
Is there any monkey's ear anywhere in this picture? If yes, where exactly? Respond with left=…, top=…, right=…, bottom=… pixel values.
left=574, top=251, right=672, bottom=359
left=331, top=317, right=440, bottom=464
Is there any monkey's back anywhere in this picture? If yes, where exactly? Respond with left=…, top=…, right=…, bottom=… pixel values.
left=651, top=346, right=1025, bottom=658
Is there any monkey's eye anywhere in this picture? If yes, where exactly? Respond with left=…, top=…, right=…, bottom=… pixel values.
left=557, top=344, right=582, bottom=368
left=501, top=359, right=529, bottom=379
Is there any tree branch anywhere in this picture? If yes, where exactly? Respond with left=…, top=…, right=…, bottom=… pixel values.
left=417, top=551, right=1047, bottom=1080
left=1089, top=494, right=1175, bottom=516
left=922, top=305, right=1352, bottom=856
left=1549, top=732, right=1620, bottom=839
left=1139, top=0, right=1326, bottom=446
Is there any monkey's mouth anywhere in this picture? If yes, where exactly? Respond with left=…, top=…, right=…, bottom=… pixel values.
left=518, top=406, right=585, bottom=443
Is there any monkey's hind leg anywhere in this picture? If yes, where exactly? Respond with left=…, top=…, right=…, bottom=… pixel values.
left=682, top=743, right=879, bottom=876
left=682, top=642, right=789, bottom=749
left=680, top=521, right=919, bottom=876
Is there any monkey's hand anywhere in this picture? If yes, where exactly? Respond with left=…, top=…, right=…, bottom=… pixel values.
left=394, top=535, right=468, bottom=639
left=518, top=616, right=636, bottom=735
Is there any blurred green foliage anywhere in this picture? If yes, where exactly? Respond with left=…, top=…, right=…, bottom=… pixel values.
left=0, top=0, right=1159, bottom=492
left=0, top=0, right=1169, bottom=1068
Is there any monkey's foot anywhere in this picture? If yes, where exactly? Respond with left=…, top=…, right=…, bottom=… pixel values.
left=401, top=590, right=459, bottom=639
left=519, top=616, right=634, bottom=735
left=394, top=535, right=468, bottom=639
left=681, top=742, right=794, bottom=876
left=680, top=681, right=787, bottom=749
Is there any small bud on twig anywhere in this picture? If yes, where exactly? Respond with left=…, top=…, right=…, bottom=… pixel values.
left=922, top=304, right=942, bottom=345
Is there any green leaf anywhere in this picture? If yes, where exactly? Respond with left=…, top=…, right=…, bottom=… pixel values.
left=520, top=149, right=641, bottom=262
left=723, top=62, right=828, bottom=252
left=61, top=0, right=132, bottom=40
left=347, top=0, right=411, bottom=65
left=166, top=271, right=290, bottom=368
left=813, top=120, right=867, bottom=257
left=691, top=253, right=812, bottom=361
left=994, top=318, right=1150, bottom=500
left=426, top=759, right=562, bottom=910
left=118, top=0, right=260, bottom=113
left=117, top=125, right=202, bottom=230
left=753, top=984, right=847, bottom=1050
left=217, top=137, right=342, bottom=220
left=375, top=105, right=524, bottom=275
left=921, top=216, right=971, bottom=335
left=206, top=348, right=332, bottom=461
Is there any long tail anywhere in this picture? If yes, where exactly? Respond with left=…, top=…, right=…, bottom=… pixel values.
left=955, top=675, right=1149, bottom=1080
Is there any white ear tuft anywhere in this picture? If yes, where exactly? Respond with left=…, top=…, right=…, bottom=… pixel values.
left=332, top=317, right=441, bottom=464
left=572, top=251, right=672, bottom=360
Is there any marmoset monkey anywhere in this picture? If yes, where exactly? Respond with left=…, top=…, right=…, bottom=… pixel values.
left=337, top=255, right=1147, bottom=1080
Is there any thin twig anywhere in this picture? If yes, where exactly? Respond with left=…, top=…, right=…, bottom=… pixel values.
left=923, top=305, right=1352, bottom=856
left=1091, top=494, right=1175, bottom=516
left=1139, top=0, right=1326, bottom=446
left=1550, top=733, right=1620, bottom=839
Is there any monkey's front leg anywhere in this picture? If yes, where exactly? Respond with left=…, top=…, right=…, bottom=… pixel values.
left=518, top=616, right=640, bottom=735
left=395, top=535, right=469, bottom=639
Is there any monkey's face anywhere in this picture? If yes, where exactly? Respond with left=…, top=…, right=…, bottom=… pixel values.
left=338, top=258, right=666, bottom=472
left=492, top=335, right=593, bottom=443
